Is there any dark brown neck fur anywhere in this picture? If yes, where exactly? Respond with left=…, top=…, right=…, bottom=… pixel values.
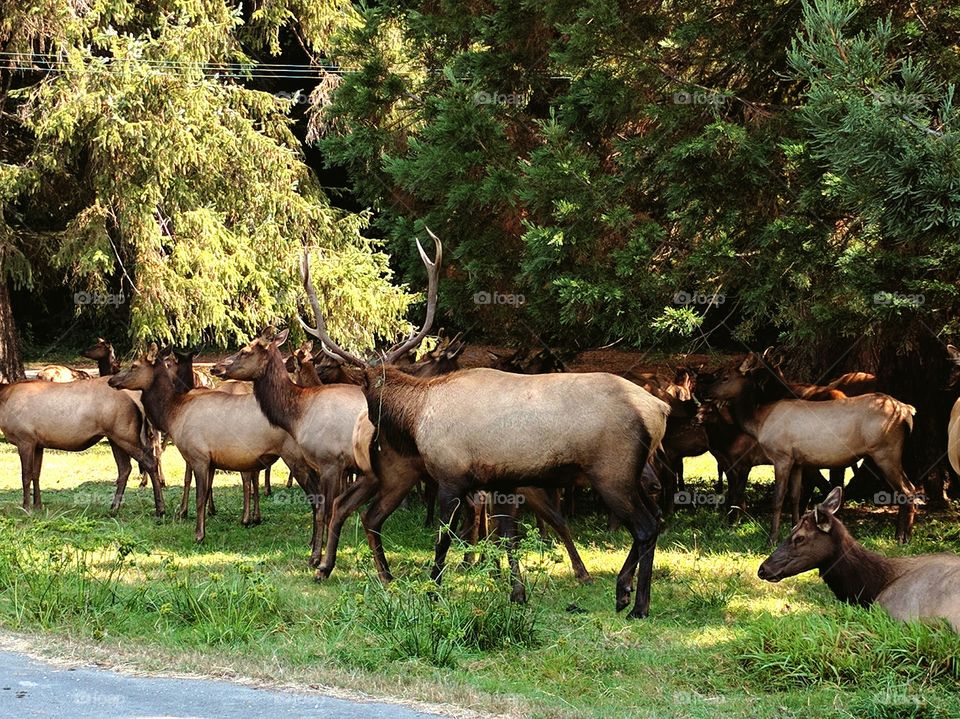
left=252, top=348, right=305, bottom=433
left=365, top=366, right=437, bottom=455
left=97, top=349, right=119, bottom=377
left=819, top=524, right=900, bottom=606
left=140, top=365, right=183, bottom=436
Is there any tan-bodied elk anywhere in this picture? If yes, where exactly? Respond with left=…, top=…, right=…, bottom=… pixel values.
left=210, top=328, right=371, bottom=566
left=759, top=487, right=960, bottom=631
left=301, top=231, right=671, bottom=618
left=0, top=377, right=164, bottom=514
left=108, top=347, right=318, bottom=543
left=704, top=350, right=919, bottom=545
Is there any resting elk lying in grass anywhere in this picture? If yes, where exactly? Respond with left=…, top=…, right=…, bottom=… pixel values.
left=301, top=233, right=670, bottom=618
left=109, top=347, right=318, bottom=543
left=704, top=350, right=919, bottom=545
left=0, top=377, right=164, bottom=514
left=759, top=487, right=960, bottom=632
left=37, top=365, right=91, bottom=382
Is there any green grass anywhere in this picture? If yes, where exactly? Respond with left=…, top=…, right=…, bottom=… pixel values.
left=0, top=442, right=958, bottom=719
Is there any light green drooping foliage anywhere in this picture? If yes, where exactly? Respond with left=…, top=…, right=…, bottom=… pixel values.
left=0, top=0, right=409, bottom=350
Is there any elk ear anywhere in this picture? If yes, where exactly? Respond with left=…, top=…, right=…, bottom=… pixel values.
left=146, top=343, right=159, bottom=363
left=948, top=345, right=960, bottom=364
left=739, top=353, right=758, bottom=373
left=820, top=486, right=843, bottom=516
left=812, top=506, right=831, bottom=533
left=301, top=340, right=314, bottom=354
left=258, top=325, right=276, bottom=341
left=272, top=327, right=290, bottom=348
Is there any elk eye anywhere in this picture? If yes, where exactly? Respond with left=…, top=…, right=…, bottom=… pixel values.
left=793, top=535, right=805, bottom=545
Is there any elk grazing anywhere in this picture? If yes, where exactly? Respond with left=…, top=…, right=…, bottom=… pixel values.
left=0, top=378, right=164, bottom=514
left=109, top=347, right=318, bottom=543
left=704, top=350, right=919, bottom=545
left=210, top=328, right=371, bottom=565
left=301, top=233, right=670, bottom=618
left=759, top=487, right=960, bottom=631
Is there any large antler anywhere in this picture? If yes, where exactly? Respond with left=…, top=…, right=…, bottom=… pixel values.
left=299, top=252, right=367, bottom=367
left=299, top=228, right=443, bottom=367
left=382, top=228, right=442, bottom=364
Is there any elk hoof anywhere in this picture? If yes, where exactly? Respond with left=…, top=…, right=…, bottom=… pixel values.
left=615, top=593, right=631, bottom=613
left=576, top=573, right=594, bottom=585
left=174, top=509, right=188, bottom=520
left=252, top=516, right=262, bottom=526
left=314, top=566, right=330, bottom=581
left=510, top=587, right=528, bottom=604
left=194, top=531, right=205, bottom=543
left=154, top=509, right=165, bottom=518
left=626, top=607, right=649, bottom=619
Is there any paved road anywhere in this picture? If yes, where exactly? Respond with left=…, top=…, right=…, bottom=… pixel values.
left=0, top=650, right=444, bottom=719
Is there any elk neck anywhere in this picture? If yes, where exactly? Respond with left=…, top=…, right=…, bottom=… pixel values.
left=98, top=348, right=119, bottom=376
left=252, top=348, right=305, bottom=433
left=139, top=365, right=181, bottom=436
left=817, top=523, right=902, bottom=607
left=366, top=366, right=431, bottom=455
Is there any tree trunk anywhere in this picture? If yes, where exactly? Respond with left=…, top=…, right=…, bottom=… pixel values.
left=0, top=280, right=24, bottom=382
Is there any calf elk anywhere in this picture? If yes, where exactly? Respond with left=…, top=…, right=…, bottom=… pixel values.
left=301, top=234, right=670, bottom=618
left=759, top=487, right=960, bottom=631
left=705, top=350, right=919, bottom=544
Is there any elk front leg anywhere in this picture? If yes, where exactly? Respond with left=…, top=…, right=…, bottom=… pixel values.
left=32, top=447, right=44, bottom=509
left=241, top=471, right=253, bottom=526
left=194, top=463, right=213, bottom=543
left=17, top=443, right=36, bottom=511
left=768, top=460, right=793, bottom=546
left=108, top=442, right=132, bottom=515
left=362, top=474, right=422, bottom=584
left=429, top=485, right=466, bottom=589
left=315, top=475, right=379, bottom=577
left=177, top=465, right=192, bottom=519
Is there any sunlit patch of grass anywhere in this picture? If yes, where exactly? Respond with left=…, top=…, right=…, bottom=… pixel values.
left=0, top=438, right=958, bottom=718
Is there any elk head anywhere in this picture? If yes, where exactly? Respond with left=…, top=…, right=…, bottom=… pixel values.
left=298, top=231, right=442, bottom=383
left=702, top=349, right=780, bottom=403
left=758, top=487, right=843, bottom=582
left=81, top=337, right=113, bottom=362
left=109, top=344, right=164, bottom=390
left=211, top=327, right=290, bottom=381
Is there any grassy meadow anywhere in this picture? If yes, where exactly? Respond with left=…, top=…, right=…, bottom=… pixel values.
left=0, top=440, right=958, bottom=719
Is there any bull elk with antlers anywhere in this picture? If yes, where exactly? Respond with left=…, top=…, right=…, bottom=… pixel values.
left=300, top=231, right=670, bottom=618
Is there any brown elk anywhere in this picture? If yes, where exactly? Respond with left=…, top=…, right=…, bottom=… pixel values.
left=79, top=337, right=167, bottom=490
left=703, top=351, right=919, bottom=545
left=0, top=378, right=164, bottom=514
left=210, top=328, right=371, bottom=565
left=109, top=347, right=318, bottom=542
left=759, top=487, right=960, bottom=631
left=301, top=235, right=670, bottom=618
left=163, top=348, right=271, bottom=505
left=80, top=338, right=121, bottom=376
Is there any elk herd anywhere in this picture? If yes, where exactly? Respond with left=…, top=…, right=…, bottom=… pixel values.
left=2, top=234, right=959, bottom=630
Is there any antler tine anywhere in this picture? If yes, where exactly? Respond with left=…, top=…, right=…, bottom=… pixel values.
left=384, top=230, right=443, bottom=364
left=299, top=251, right=367, bottom=367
